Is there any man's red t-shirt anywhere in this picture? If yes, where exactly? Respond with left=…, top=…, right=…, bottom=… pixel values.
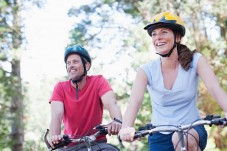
left=49, top=75, right=112, bottom=141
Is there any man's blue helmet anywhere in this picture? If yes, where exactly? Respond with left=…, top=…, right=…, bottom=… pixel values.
left=64, top=44, right=91, bottom=64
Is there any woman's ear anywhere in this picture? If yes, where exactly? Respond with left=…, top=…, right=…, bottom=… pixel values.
left=176, top=34, right=182, bottom=43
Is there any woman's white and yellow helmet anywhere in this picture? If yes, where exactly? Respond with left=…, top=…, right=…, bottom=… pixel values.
left=144, top=11, right=185, bottom=37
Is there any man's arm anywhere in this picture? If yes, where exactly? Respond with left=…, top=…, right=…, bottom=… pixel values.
left=101, top=91, right=122, bottom=135
left=49, top=101, right=64, bottom=147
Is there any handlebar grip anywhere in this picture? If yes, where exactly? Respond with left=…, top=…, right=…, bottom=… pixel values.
left=133, top=131, right=149, bottom=139
left=211, top=119, right=221, bottom=125
left=94, top=125, right=109, bottom=135
left=221, top=118, right=227, bottom=126
left=210, top=118, right=227, bottom=126
left=204, top=114, right=221, bottom=120
left=138, top=126, right=147, bottom=131
left=138, top=124, right=155, bottom=131
left=52, top=135, right=71, bottom=150
left=101, top=128, right=108, bottom=135
left=213, top=115, right=221, bottom=118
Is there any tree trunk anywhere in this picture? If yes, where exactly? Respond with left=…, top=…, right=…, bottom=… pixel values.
left=11, top=59, right=24, bottom=151
left=10, top=0, right=24, bottom=150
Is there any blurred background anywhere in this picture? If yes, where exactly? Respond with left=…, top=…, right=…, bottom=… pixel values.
left=0, top=0, right=227, bottom=150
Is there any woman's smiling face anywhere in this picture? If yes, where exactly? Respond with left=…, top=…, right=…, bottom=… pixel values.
left=151, top=28, right=175, bottom=55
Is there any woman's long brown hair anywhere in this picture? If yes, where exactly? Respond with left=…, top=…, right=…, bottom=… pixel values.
left=177, top=43, right=197, bottom=71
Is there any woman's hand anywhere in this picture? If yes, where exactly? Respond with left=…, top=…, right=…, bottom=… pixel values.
left=119, top=127, right=135, bottom=142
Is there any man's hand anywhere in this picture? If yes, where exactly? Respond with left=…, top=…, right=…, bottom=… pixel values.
left=107, top=120, right=122, bottom=135
left=48, top=135, right=62, bottom=148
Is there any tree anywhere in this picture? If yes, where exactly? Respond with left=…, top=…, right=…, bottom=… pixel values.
left=0, top=0, right=24, bottom=150
left=0, top=0, right=46, bottom=150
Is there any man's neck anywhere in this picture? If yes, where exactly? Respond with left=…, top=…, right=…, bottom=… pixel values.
left=71, top=76, right=86, bottom=90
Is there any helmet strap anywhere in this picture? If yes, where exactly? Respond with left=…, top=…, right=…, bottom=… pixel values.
left=71, top=56, right=88, bottom=100
left=72, top=77, right=83, bottom=100
left=156, top=43, right=176, bottom=57
left=156, top=34, right=178, bottom=57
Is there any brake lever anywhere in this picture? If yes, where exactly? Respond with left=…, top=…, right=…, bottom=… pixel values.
left=44, top=129, right=52, bottom=149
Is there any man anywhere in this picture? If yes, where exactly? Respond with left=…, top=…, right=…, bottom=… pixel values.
left=48, top=44, right=122, bottom=150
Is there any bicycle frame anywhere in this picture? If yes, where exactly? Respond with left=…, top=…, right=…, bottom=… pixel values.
left=177, top=130, right=186, bottom=151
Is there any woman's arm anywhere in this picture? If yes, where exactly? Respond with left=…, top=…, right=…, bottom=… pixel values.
left=122, top=68, right=148, bottom=127
left=197, top=55, right=227, bottom=117
left=119, top=68, right=148, bottom=141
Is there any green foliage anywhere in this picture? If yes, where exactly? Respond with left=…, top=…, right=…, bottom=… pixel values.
left=0, top=68, right=13, bottom=149
left=0, top=104, right=11, bottom=150
left=67, top=0, right=141, bottom=47
left=0, top=56, right=10, bottom=148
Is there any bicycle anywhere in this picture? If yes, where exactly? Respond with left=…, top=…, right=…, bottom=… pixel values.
left=132, top=114, right=227, bottom=151
left=44, top=118, right=122, bottom=151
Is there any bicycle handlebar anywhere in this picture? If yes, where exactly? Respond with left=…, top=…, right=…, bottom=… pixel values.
left=133, top=114, right=227, bottom=139
left=51, top=134, right=72, bottom=150
left=44, top=129, right=73, bottom=150
left=44, top=125, right=108, bottom=150
left=44, top=118, right=122, bottom=151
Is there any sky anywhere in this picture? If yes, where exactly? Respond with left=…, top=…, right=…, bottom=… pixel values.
left=21, top=0, right=138, bottom=84
left=22, top=0, right=93, bottom=82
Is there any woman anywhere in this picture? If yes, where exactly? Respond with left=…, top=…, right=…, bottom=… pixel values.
left=119, top=11, right=227, bottom=151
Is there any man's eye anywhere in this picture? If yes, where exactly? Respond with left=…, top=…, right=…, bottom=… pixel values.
left=151, top=33, right=156, bottom=36
left=162, top=31, right=168, bottom=34
left=73, top=60, right=78, bottom=64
